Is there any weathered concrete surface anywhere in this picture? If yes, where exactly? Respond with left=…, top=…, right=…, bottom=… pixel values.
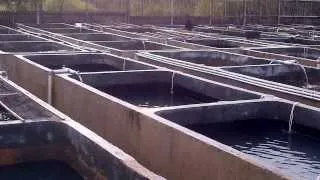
left=156, top=100, right=320, bottom=131
left=223, top=64, right=320, bottom=88
left=0, top=53, right=286, bottom=179
left=25, top=53, right=157, bottom=72
left=0, top=76, right=164, bottom=180
left=254, top=47, right=320, bottom=61
left=0, top=41, right=78, bottom=53
left=0, top=34, right=45, bottom=41
left=150, top=50, right=271, bottom=67
left=63, top=33, right=131, bottom=41
left=136, top=53, right=320, bottom=108
left=48, top=73, right=288, bottom=180
left=184, top=39, right=263, bottom=49
left=72, top=70, right=261, bottom=102
left=232, top=49, right=320, bottom=67
left=0, top=54, right=50, bottom=100
left=0, top=120, right=164, bottom=180
left=0, top=53, right=157, bottom=102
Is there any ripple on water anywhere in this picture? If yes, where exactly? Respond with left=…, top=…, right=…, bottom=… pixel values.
left=187, top=119, right=320, bottom=179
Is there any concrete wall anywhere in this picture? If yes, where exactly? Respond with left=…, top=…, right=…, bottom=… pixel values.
left=68, top=70, right=261, bottom=101
left=0, top=54, right=49, bottom=101
left=151, top=50, right=271, bottom=67
left=0, top=54, right=290, bottom=179
left=156, top=100, right=320, bottom=131
left=222, top=64, right=309, bottom=87
left=0, top=120, right=163, bottom=179
left=0, top=74, right=164, bottom=180
left=135, top=53, right=320, bottom=107
left=24, top=53, right=156, bottom=72
left=234, top=49, right=320, bottom=67
left=51, top=74, right=289, bottom=180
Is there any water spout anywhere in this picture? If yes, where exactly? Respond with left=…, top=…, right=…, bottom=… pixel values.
left=288, top=102, right=299, bottom=134
left=303, top=47, right=308, bottom=58
left=309, top=31, right=315, bottom=40
left=75, top=71, right=83, bottom=82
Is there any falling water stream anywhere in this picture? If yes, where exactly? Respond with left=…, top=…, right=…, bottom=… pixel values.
left=171, top=72, right=175, bottom=95
left=142, top=40, right=146, bottom=50
left=288, top=102, right=299, bottom=134
left=296, top=64, right=310, bottom=88
left=123, top=58, right=127, bottom=71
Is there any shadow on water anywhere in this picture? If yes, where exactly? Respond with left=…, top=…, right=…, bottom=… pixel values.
left=0, top=160, right=83, bottom=180
left=98, top=82, right=219, bottom=108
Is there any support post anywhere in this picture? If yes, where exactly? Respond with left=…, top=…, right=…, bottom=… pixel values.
left=170, top=0, right=174, bottom=25
left=277, top=0, right=281, bottom=25
left=209, top=0, right=213, bottom=25
left=36, top=0, right=42, bottom=24
left=85, top=0, right=89, bottom=23
left=259, top=0, right=262, bottom=24
left=243, top=0, right=247, bottom=26
left=224, top=0, right=227, bottom=24
left=141, top=0, right=144, bottom=16
left=36, top=1, right=40, bottom=24
left=126, top=0, right=130, bottom=23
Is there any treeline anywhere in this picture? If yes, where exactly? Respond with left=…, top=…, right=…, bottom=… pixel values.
left=0, top=0, right=318, bottom=17
left=0, top=0, right=95, bottom=12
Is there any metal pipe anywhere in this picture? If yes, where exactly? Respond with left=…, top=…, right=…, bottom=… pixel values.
left=47, top=68, right=82, bottom=105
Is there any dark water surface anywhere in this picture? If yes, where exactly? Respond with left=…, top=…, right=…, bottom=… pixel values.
left=98, top=83, right=219, bottom=108
left=0, top=160, right=83, bottom=180
left=187, top=120, right=320, bottom=179
left=47, top=64, right=120, bottom=72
